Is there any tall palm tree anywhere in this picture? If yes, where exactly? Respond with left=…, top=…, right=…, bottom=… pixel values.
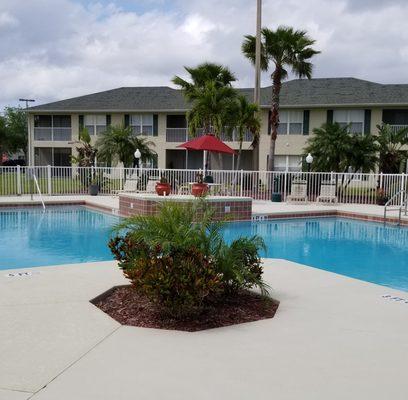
left=242, top=26, right=320, bottom=170
left=96, top=125, right=156, bottom=168
left=231, top=96, right=261, bottom=170
left=376, top=124, right=408, bottom=173
left=173, top=63, right=238, bottom=169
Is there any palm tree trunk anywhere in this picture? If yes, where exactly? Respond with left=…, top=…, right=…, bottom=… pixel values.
left=236, top=139, right=243, bottom=171
left=267, top=67, right=282, bottom=171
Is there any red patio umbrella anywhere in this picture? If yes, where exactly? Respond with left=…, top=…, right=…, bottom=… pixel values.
left=178, top=134, right=236, bottom=173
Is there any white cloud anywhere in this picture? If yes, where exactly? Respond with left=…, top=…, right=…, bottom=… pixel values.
left=1, top=0, right=408, bottom=109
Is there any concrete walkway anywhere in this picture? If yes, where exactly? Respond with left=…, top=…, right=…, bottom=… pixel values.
left=1, top=260, right=408, bottom=399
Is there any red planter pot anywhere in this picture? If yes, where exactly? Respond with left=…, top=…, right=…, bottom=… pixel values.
left=155, top=182, right=171, bottom=196
left=191, top=183, right=208, bottom=197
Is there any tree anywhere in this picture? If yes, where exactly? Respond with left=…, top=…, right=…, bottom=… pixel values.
left=376, top=124, right=408, bottom=173
left=173, top=63, right=238, bottom=169
left=70, top=128, right=97, bottom=167
left=303, top=123, right=351, bottom=172
left=96, top=125, right=156, bottom=168
left=230, top=96, right=260, bottom=170
left=3, top=107, right=28, bottom=158
left=304, top=122, right=379, bottom=173
left=0, top=116, right=7, bottom=162
left=242, top=26, right=320, bottom=170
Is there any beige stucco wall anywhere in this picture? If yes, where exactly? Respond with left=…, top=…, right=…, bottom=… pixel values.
left=27, top=106, right=399, bottom=169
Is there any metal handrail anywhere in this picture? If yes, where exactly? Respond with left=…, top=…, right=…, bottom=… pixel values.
left=384, top=190, right=407, bottom=225
left=32, top=174, right=46, bottom=211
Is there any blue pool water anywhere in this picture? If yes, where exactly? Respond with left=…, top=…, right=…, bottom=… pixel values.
left=223, top=218, right=408, bottom=292
left=0, top=206, right=119, bottom=270
left=1, top=207, right=408, bottom=291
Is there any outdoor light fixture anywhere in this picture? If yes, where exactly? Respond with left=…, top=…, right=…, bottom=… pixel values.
left=134, top=149, right=141, bottom=159
left=306, top=153, right=313, bottom=172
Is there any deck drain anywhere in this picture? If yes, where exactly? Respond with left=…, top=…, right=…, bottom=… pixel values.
left=382, top=294, right=408, bottom=304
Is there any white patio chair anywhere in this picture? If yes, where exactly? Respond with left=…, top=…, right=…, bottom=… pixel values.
left=286, top=180, right=308, bottom=203
left=316, top=183, right=338, bottom=204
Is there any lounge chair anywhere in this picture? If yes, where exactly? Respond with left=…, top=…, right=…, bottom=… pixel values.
left=286, top=180, right=308, bottom=203
left=316, top=183, right=338, bottom=204
left=177, top=184, right=191, bottom=195
left=113, top=179, right=139, bottom=195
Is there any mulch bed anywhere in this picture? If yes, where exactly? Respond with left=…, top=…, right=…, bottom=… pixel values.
left=94, top=286, right=279, bottom=332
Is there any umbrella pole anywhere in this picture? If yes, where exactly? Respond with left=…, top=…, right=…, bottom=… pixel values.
left=203, top=150, right=207, bottom=175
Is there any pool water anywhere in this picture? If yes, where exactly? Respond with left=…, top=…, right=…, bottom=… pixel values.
left=1, top=207, right=408, bottom=292
left=0, top=206, right=119, bottom=270
left=222, top=218, right=408, bottom=292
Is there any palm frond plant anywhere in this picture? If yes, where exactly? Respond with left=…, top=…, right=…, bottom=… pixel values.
left=96, top=125, right=156, bottom=168
left=70, top=128, right=97, bottom=167
left=109, top=200, right=269, bottom=318
left=242, top=26, right=320, bottom=170
left=377, top=123, right=408, bottom=173
left=173, top=63, right=238, bottom=169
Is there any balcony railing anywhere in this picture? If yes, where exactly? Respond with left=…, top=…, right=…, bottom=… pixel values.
left=165, top=128, right=253, bottom=143
left=389, top=125, right=408, bottom=133
left=34, top=127, right=72, bottom=141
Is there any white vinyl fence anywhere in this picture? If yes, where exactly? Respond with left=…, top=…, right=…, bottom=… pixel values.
left=0, top=165, right=407, bottom=206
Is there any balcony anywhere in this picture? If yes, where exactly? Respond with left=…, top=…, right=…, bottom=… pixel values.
left=165, top=128, right=253, bottom=143
left=34, top=127, right=72, bottom=141
left=389, top=124, right=408, bottom=133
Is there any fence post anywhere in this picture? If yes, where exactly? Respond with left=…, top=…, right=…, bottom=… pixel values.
left=400, top=173, right=406, bottom=206
left=240, top=169, right=243, bottom=197
left=16, top=165, right=22, bottom=196
left=283, top=171, right=288, bottom=200
left=379, top=172, right=383, bottom=189
left=47, top=165, right=52, bottom=195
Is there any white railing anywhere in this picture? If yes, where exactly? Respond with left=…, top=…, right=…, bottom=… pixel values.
left=165, top=128, right=253, bottom=143
left=389, top=125, right=408, bottom=134
left=0, top=166, right=407, bottom=206
left=34, top=127, right=72, bottom=141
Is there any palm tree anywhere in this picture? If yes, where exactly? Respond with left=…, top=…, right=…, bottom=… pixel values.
left=173, top=63, right=238, bottom=169
left=377, top=124, right=408, bottom=173
left=242, top=26, right=320, bottom=170
left=231, top=96, right=261, bottom=170
left=303, top=123, right=351, bottom=172
left=96, top=125, right=156, bottom=168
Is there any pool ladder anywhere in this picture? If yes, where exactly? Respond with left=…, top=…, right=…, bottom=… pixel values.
left=384, top=190, right=407, bottom=226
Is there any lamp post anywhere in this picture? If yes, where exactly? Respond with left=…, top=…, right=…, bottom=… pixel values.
left=134, top=149, right=141, bottom=170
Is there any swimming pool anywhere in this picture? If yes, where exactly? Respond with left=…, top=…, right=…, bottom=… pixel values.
left=1, top=207, right=407, bottom=292
left=223, top=218, right=408, bottom=291
left=0, top=206, right=119, bottom=270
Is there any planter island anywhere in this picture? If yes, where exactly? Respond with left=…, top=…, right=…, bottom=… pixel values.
left=119, top=193, right=252, bottom=221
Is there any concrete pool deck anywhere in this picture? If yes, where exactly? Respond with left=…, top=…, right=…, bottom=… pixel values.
left=1, top=259, right=408, bottom=399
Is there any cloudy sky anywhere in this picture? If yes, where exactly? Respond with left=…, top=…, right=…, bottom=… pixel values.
left=1, top=0, right=408, bottom=109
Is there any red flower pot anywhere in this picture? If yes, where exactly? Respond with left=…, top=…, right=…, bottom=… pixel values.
left=191, top=183, right=208, bottom=197
left=155, top=182, right=171, bottom=196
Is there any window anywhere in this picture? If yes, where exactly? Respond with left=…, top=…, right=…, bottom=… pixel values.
left=131, top=114, right=153, bottom=135
left=34, top=115, right=71, bottom=141
left=277, top=111, right=303, bottom=135
left=333, top=109, right=364, bottom=134
left=269, top=155, right=302, bottom=171
left=84, top=115, right=107, bottom=135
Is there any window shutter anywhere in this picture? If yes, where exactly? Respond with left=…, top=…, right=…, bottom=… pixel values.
left=79, top=115, right=84, bottom=130
left=106, top=114, right=111, bottom=127
left=267, top=110, right=271, bottom=135
left=364, top=109, right=371, bottom=134
left=153, top=114, right=158, bottom=136
left=327, top=110, right=333, bottom=124
left=124, top=114, right=130, bottom=127
left=303, top=110, right=310, bottom=135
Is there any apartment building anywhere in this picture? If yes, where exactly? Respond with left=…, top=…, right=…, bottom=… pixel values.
left=27, top=78, right=408, bottom=171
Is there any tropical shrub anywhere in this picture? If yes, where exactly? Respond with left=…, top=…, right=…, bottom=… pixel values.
left=109, top=200, right=268, bottom=318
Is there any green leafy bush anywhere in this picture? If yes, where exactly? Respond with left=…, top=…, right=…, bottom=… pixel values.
left=109, top=200, right=268, bottom=318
